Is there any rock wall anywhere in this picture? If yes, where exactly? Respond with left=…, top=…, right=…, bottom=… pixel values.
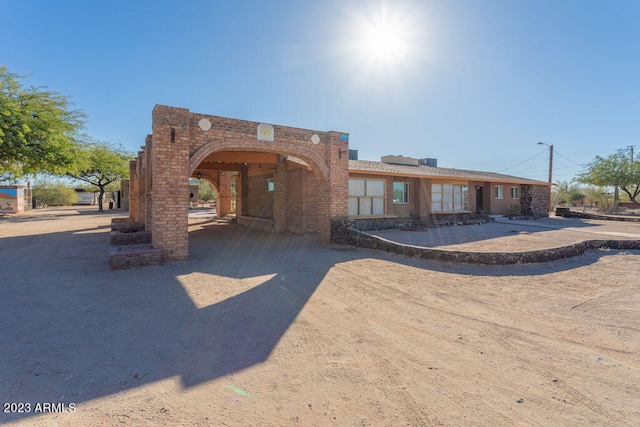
left=335, top=227, right=640, bottom=265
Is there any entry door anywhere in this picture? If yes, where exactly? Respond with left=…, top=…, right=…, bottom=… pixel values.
left=476, top=186, right=484, bottom=213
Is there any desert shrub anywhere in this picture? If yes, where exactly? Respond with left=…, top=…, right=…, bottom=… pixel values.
left=32, top=181, right=78, bottom=206
left=507, top=204, right=522, bottom=216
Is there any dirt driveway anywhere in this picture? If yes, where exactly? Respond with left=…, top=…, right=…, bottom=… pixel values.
left=1, top=207, right=639, bottom=426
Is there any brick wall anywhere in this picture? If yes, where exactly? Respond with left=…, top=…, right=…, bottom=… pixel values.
left=246, top=173, right=274, bottom=218
left=285, top=168, right=304, bottom=233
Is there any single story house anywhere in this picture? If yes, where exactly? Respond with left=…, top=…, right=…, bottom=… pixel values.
left=346, top=154, right=550, bottom=229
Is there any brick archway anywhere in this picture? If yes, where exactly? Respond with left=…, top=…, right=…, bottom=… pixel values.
left=130, top=105, right=349, bottom=261
left=189, top=139, right=330, bottom=185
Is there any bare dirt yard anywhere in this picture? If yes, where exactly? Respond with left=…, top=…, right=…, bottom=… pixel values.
left=1, top=206, right=639, bottom=426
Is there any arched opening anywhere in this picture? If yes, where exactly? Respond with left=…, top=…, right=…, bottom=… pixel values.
left=190, top=146, right=327, bottom=236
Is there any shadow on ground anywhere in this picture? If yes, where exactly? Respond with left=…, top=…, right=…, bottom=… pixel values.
left=0, top=218, right=634, bottom=423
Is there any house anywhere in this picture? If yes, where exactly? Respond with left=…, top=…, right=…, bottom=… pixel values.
left=125, top=105, right=552, bottom=261
left=346, top=153, right=550, bottom=229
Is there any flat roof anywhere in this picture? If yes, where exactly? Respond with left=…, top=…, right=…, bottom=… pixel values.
left=348, top=160, right=551, bottom=185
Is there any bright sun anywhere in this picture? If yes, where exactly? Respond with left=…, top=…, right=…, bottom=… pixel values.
left=360, top=21, right=409, bottom=66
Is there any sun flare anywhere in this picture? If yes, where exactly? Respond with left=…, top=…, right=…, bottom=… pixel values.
left=360, top=21, right=409, bottom=66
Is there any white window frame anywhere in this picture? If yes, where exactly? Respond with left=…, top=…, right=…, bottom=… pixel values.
left=510, top=186, right=520, bottom=199
left=393, top=181, right=409, bottom=204
left=431, top=183, right=468, bottom=212
left=348, top=179, right=386, bottom=216
left=494, top=185, right=504, bottom=199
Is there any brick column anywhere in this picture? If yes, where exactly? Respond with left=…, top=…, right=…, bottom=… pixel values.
left=144, top=137, right=153, bottom=229
left=320, top=132, right=349, bottom=244
left=218, top=172, right=233, bottom=217
left=136, top=148, right=147, bottom=228
left=150, top=105, right=190, bottom=261
left=273, top=159, right=288, bottom=232
left=240, top=164, right=248, bottom=216
left=129, top=160, right=139, bottom=222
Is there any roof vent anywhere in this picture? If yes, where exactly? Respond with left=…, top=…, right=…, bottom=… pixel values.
left=381, top=155, right=419, bottom=166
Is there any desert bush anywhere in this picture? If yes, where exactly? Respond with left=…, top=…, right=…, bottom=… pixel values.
left=32, top=181, right=78, bottom=206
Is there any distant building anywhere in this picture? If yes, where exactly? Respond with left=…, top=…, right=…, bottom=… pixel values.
left=75, top=190, right=98, bottom=205
left=0, top=185, right=32, bottom=214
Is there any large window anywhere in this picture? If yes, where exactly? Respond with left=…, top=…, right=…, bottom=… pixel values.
left=349, top=179, right=385, bottom=215
left=393, top=182, right=409, bottom=204
left=431, top=184, right=468, bottom=212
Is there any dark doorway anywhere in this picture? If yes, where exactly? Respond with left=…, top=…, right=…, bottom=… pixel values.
left=476, top=186, right=484, bottom=213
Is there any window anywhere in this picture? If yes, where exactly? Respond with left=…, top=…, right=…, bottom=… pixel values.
left=494, top=186, right=504, bottom=199
left=510, top=186, right=520, bottom=199
left=348, top=179, right=385, bottom=215
left=431, top=184, right=468, bottom=212
left=265, top=179, right=274, bottom=192
left=393, top=182, right=409, bottom=204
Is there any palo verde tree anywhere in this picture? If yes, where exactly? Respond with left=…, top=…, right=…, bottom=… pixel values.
left=67, top=141, right=133, bottom=212
left=575, top=149, right=640, bottom=206
left=0, top=65, right=85, bottom=181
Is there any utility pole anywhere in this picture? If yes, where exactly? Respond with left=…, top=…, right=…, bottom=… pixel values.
left=537, top=142, right=554, bottom=214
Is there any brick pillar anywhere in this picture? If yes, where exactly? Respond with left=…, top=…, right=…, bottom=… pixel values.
left=144, top=136, right=153, bottom=229
left=240, top=164, right=248, bottom=217
left=150, top=105, right=190, bottom=261
left=137, top=148, right=147, bottom=228
left=218, top=172, right=233, bottom=217
left=129, top=160, right=139, bottom=221
left=319, top=132, right=349, bottom=244
left=273, top=159, right=288, bottom=232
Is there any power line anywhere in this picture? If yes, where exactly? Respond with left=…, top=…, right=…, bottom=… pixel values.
left=511, top=157, right=549, bottom=176
left=497, top=149, right=547, bottom=173
left=553, top=149, right=584, bottom=168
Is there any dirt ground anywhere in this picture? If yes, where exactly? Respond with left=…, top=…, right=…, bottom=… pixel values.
left=1, top=206, right=639, bottom=426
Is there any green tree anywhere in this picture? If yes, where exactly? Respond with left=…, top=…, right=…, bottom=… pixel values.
left=199, top=180, right=216, bottom=201
left=576, top=149, right=640, bottom=205
left=0, top=65, right=85, bottom=180
left=66, top=141, right=133, bottom=212
left=554, top=181, right=586, bottom=206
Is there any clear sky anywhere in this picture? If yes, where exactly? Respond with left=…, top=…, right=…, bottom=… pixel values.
left=2, top=0, right=639, bottom=183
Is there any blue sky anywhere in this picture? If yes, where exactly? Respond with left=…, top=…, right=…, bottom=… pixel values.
left=2, top=0, right=639, bottom=183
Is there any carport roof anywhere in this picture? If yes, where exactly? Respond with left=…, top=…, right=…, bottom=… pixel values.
left=348, top=159, right=551, bottom=185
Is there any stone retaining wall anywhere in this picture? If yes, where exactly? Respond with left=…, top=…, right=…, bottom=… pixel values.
left=337, top=227, right=640, bottom=265
left=557, top=208, right=640, bottom=222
